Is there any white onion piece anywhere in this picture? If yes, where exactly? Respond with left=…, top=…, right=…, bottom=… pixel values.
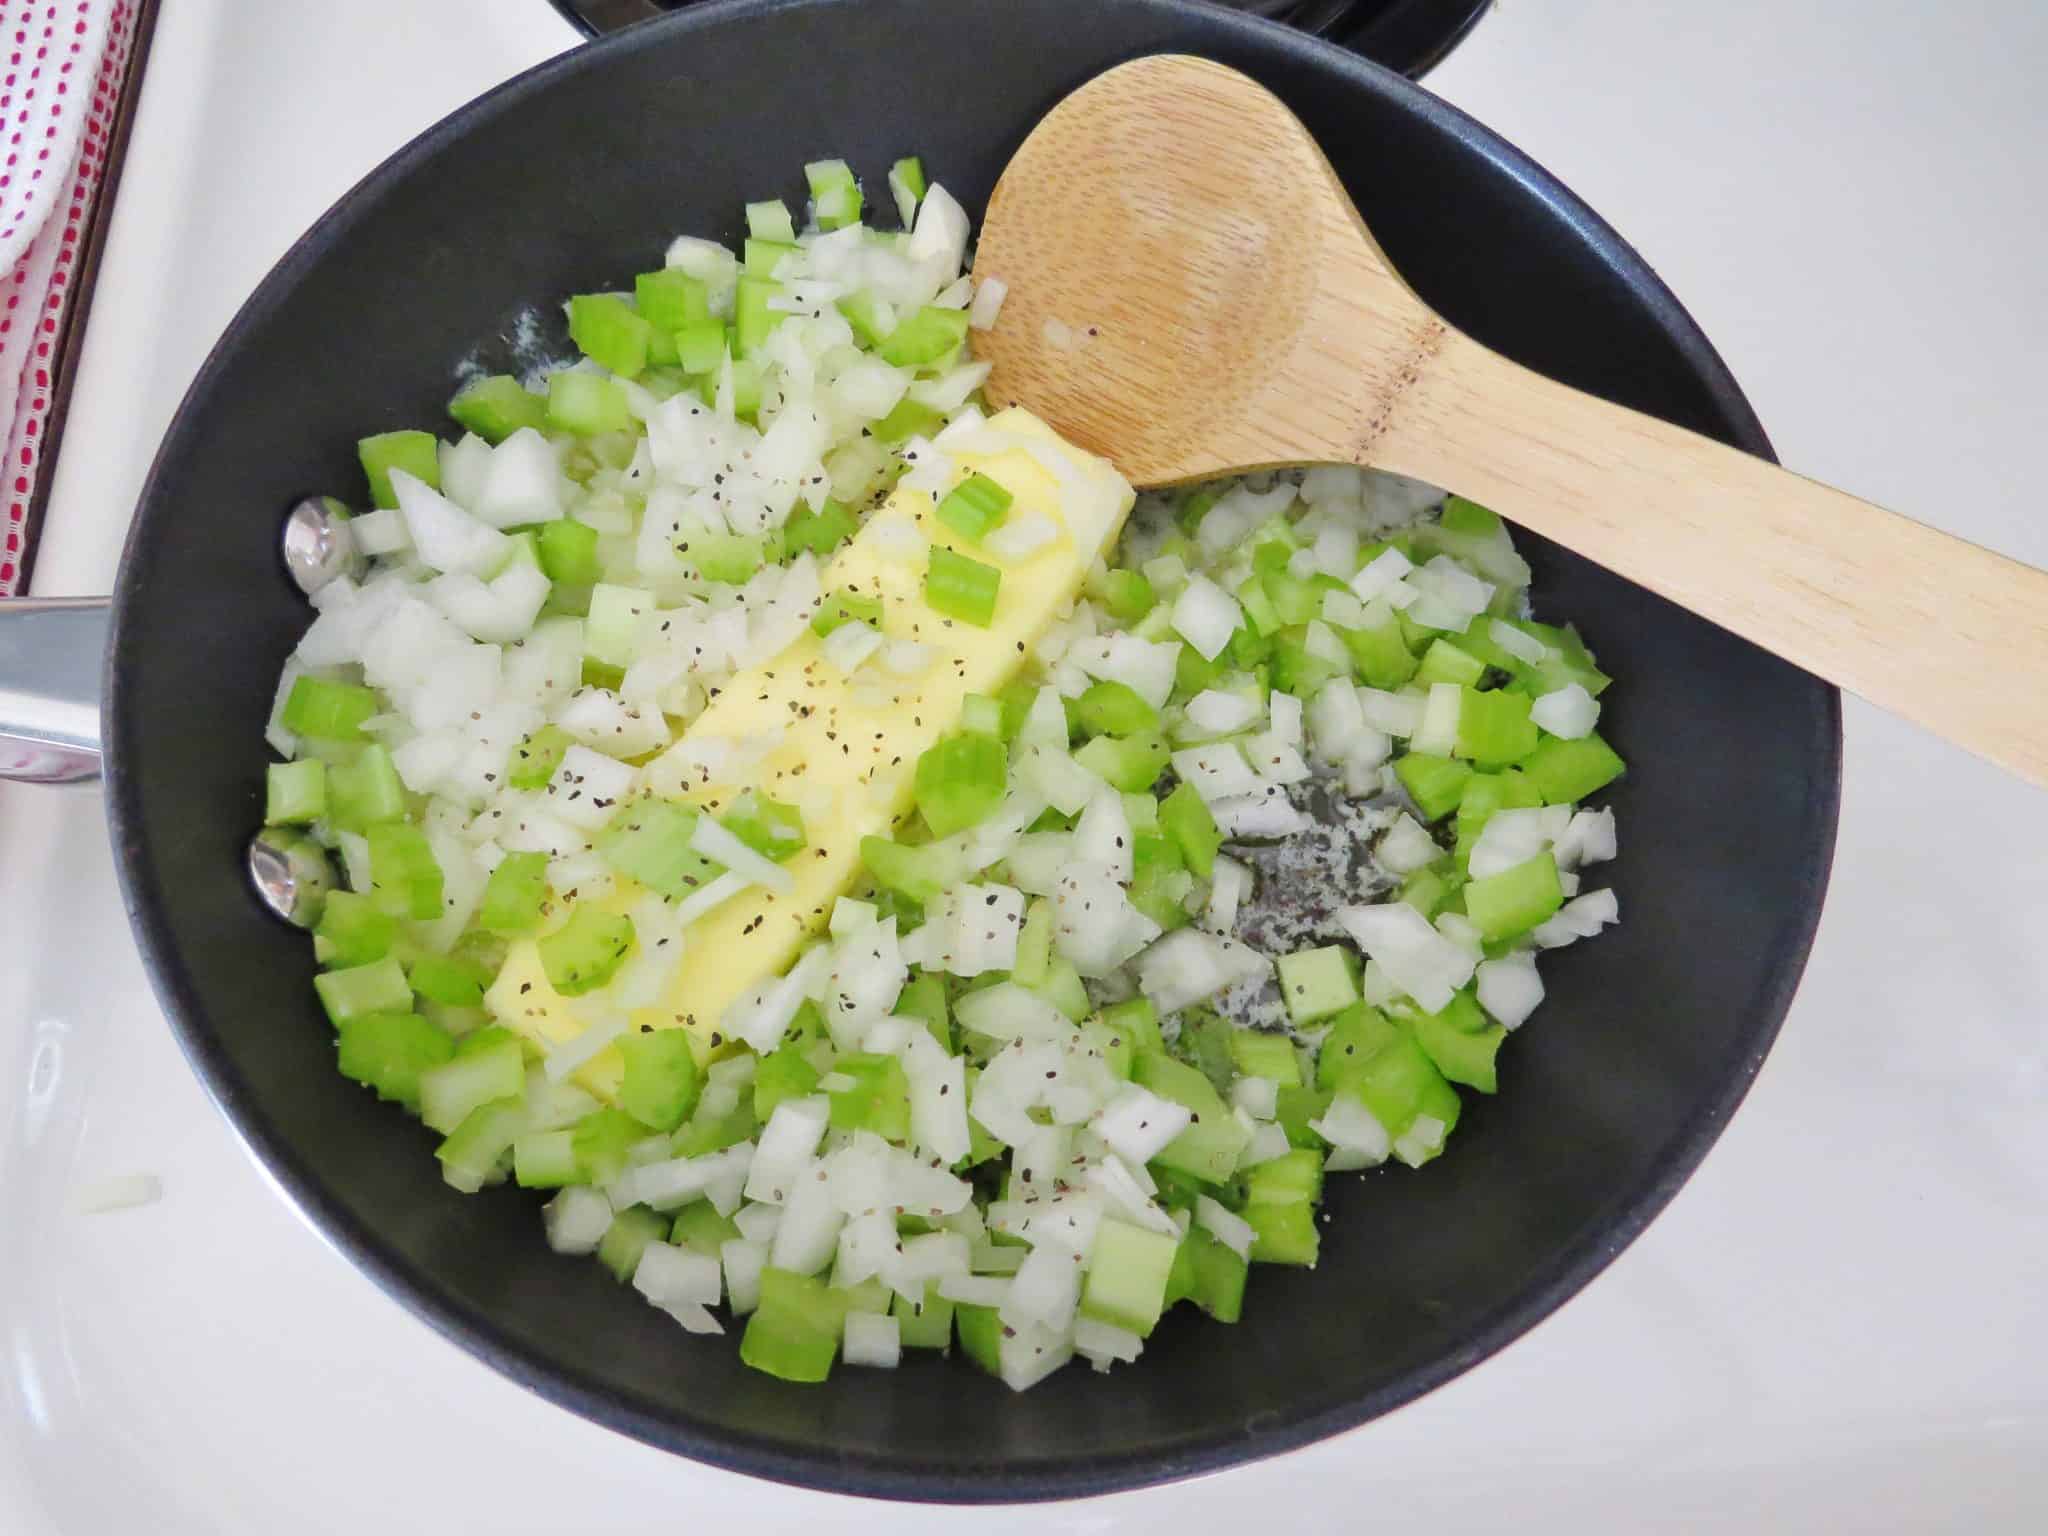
left=985, top=513, right=1057, bottom=561
left=1209, top=786, right=1311, bottom=839
left=689, top=815, right=796, bottom=894
left=745, top=1097, right=830, bottom=1205
left=842, top=1311, right=901, bottom=1369
left=1555, top=806, right=1618, bottom=868
left=1133, top=928, right=1272, bottom=1012
left=1531, top=683, right=1600, bottom=739
left=967, top=275, right=1008, bottom=330
left=1531, top=889, right=1619, bottom=949
left=1195, top=1195, right=1256, bottom=1260
left=1335, top=901, right=1476, bottom=1013
left=392, top=470, right=509, bottom=576
left=1185, top=688, right=1262, bottom=738
left=1092, top=1086, right=1192, bottom=1168
left=1170, top=574, right=1242, bottom=661
left=1375, top=813, right=1441, bottom=876
left=1490, top=619, right=1551, bottom=666
left=543, top=1187, right=613, bottom=1255
left=1204, top=854, right=1252, bottom=933
left=1356, top=686, right=1424, bottom=738
left=1476, top=950, right=1545, bottom=1029
left=1313, top=1094, right=1392, bottom=1171
left=1349, top=546, right=1413, bottom=602
left=1170, top=743, right=1260, bottom=803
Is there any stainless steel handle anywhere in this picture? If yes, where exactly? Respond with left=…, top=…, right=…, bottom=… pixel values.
left=0, top=596, right=108, bottom=784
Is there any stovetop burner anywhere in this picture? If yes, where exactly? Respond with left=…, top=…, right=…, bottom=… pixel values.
left=548, top=0, right=1491, bottom=80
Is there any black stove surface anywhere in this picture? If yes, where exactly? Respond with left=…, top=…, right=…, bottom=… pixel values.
left=547, top=0, right=1490, bottom=80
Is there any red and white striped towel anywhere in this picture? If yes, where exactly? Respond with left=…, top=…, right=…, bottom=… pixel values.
left=0, top=0, right=136, bottom=597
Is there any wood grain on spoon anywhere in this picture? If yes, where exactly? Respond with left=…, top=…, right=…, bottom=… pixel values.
left=972, top=54, right=2048, bottom=787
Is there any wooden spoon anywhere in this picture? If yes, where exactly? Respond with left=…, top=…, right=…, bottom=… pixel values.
left=971, top=54, right=2048, bottom=786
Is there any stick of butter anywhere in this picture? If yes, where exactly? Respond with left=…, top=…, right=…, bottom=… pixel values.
left=485, top=409, right=1135, bottom=1098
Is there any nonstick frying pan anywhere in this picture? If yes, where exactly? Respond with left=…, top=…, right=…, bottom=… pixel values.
left=0, top=0, right=1839, bottom=1502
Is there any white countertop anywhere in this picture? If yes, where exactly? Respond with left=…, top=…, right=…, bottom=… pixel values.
left=3, top=1, right=2044, bottom=1528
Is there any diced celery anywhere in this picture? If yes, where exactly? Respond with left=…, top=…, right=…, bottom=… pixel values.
left=1342, top=612, right=1420, bottom=690
left=811, top=588, right=885, bottom=637
left=871, top=395, right=946, bottom=443
left=1455, top=686, right=1539, bottom=769
left=574, top=1106, right=645, bottom=1186
left=357, top=430, right=439, bottom=509
left=888, top=156, right=927, bottom=210
left=1183, top=1223, right=1249, bottom=1322
left=1033, top=956, right=1090, bottom=1023
left=1228, top=1028, right=1302, bottom=1085
left=1417, top=638, right=1487, bottom=688
left=408, top=949, right=490, bottom=1008
left=315, top=955, right=414, bottom=1026
left=953, top=1302, right=1003, bottom=1377
left=281, top=676, right=379, bottom=741
left=722, top=792, right=806, bottom=863
left=478, top=850, right=550, bottom=933
left=547, top=371, right=632, bottom=436
left=827, top=1053, right=911, bottom=1142
left=685, top=530, right=767, bottom=584
left=741, top=1268, right=844, bottom=1382
left=1275, top=1083, right=1334, bottom=1149
left=1343, top=1032, right=1461, bottom=1148
left=670, top=1200, right=741, bottom=1253
left=1100, top=996, right=1163, bottom=1055
left=745, top=199, right=797, bottom=243
left=1080, top=1218, right=1180, bottom=1337
left=1133, top=1051, right=1248, bottom=1184
left=893, top=1284, right=953, bottom=1350
left=635, top=267, right=711, bottom=331
left=537, top=904, right=636, bottom=996
left=673, top=1098, right=759, bottom=1158
left=314, top=890, right=397, bottom=969
left=1315, top=1002, right=1400, bottom=1092
left=804, top=158, right=863, bottom=231
left=449, top=375, right=549, bottom=444
left=569, top=294, right=653, bottom=378
left=435, top=1096, right=526, bottom=1193
left=513, top=1128, right=581, bottom=1189
left=1085, top=1013, right=1136, bottom=1080
left=497, top=729, right=570, bottom=796
left=917, top=729, right=1003, bottom=835
left=419, top=1028, right=527, bottom=1135
left=597, top=799, right=723, bottom=898
left=673, top=322, right=726, bottom=375
left=1074, top=679, right=1161, bottom=737
left=265, top=759, right=327, bottom=825
left=934, top=472, right=1013, bottom=542
left=598, top=1206, right=669, bottom=1284
left=784, top=498, right=857, bottom=558
left=1410, top=988, right=1507, bottom=1093
left=618, top=1028, right=702, bottom=1132
left=1276, top=945, right=1361, bottom=1026
left=1394, top=752, right=1473, bottom=822
left=1462, top=851, right=1563, bottom=942
left=878, top=305, right=970, bottom=368
left=335, top=1010, right=455, bottom=1111
left=367, top=821, right=443, bottom=921
left=925, top=545, right=1001, bottom=627
left=1242, top=1199, right=1319, bottom=1266
left=534, top=518, right=600, bottom=584
left=1010, top=897, right=1053, bottom=988
left=753, top=1044, right=822, bottom=1122
left=1235, top=575, right=1283, bottom=638
left=893, top=972, right=951, bottom=1050
left=1074, top=731, right=1170, bottom=793
left=327, top=744, right=406, bottom=832
left=731, top=274, right=784, bottom=358
left=1161, top=781, right=1222, bottom=877
left=1521, top=731, right=1626, bottom=804
left=858, top=835, right=952, bottom=905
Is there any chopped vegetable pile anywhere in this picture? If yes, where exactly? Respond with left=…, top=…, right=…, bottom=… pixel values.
left=259, top=156, right=1623, bottom=1391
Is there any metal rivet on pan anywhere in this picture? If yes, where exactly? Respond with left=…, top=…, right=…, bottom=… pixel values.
left=247, top=829, right=337, bottom=928
left=280, top=495, right=359, bottom=596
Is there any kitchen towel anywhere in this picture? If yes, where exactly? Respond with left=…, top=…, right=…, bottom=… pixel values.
left=0, top=0, right=135, bottom=597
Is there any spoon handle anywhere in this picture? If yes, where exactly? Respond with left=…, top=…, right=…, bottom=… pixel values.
left=1384, top=331, right=2048, bottom=786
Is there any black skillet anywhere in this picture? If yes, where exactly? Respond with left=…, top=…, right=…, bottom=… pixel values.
left=9, top=0, right=1842, bottom=1503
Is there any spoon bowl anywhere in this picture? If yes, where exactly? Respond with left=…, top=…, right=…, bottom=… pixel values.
left=974, top=54, right=2048, bottom=786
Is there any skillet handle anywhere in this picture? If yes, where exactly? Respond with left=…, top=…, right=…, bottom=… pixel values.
left=0, top=596, right=107, bottom=784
